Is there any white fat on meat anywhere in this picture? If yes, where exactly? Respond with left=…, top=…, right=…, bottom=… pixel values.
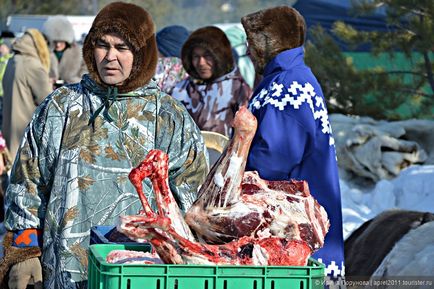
left=106, top=249, right=162, bottom=264
left=213, top=173, right=225, bottom=188
left=251, top=244, right=268, bottom=265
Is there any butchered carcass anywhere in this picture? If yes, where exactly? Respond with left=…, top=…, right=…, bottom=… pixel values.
left=118, top=107, right=329, bottom=266
left=187, top=171, right=329, bottom=251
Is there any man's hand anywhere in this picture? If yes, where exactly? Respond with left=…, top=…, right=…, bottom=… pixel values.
left=8, top=258, right=43, bottom=289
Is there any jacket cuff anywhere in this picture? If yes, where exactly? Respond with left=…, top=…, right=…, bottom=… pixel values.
left=13, top=229, right=43, bottom=247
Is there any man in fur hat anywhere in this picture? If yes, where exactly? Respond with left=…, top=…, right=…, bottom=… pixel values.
left=0, top=2, right=208, bottom=288
left=171, top=26, right=252, bottom=137
left=242, top=6, right=345, bottom=283
left=43, top=15, right=88, bottom=88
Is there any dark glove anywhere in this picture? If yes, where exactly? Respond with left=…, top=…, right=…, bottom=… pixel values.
left=0, top=231, right=42, bottom=288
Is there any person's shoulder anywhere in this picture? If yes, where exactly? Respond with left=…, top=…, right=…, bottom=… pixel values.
left=57, top=82, right=84, bottom=94
left=250, top=72, right=326, bottom=120
left=43, top=82, right=84, bottom=108
left=159, top=90, right=185, bottom=109
left=173, top=78, right=189, bottom=89
left=14, top=53, right=42, bottom=68
left=65, top=43, right=83, bottom=55
left=171, top=78, right=191, bottom=99
left=263, top=70, right=323, bottom=101
left=157, top=90, right=192, bottom=118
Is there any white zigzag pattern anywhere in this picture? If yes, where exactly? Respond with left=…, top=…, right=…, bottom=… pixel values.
left=249, top=81, right=335, bottom=146
left=317, top=258, right=346, bottom=278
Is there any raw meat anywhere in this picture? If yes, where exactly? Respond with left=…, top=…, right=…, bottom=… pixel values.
left=106, top=249, right=162, bottom=264
left=187, top=171, right=329, bottom=251
left=118, top=107, right=329, bottom=265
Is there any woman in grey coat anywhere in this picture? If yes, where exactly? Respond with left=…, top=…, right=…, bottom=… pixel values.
left=43, top=15, right=88, bottom=86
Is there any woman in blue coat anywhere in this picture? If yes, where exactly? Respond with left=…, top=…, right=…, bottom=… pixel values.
left=241, top=6, right=345, bottom=281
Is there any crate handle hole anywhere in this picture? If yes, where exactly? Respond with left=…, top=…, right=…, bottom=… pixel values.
left=224, top=280, right=227, bottom=289
left=300, top=280, right=304, bottom=289
left=205, top=280, right=208, bottom=289
left=254, top=280, right=257, bottom=289
left=127, top=279, right=131, bottom=289
left=157, top=279, right=161, bottom=289
left=174, top=279, right=178, bottom=289
left=271, top=280, right=275, bottom=289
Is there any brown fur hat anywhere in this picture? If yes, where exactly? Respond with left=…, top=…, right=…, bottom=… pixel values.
left=241, top=6, right=306, bottom=74
left=82, top=1, right=158, bottom=93
left=181, top=26, right=234, bottom=82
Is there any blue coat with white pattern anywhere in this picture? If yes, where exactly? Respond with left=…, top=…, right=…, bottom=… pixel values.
left=246, top=47, right=345, bottom=277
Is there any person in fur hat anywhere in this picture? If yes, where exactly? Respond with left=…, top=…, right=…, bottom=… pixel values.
left=242, top=6, right=345, bottom=283
left=43, top=15, right=87, bottom=88
left=0, top=2, right=208, bottom=289
left=171, top=26, right=252, bottom=137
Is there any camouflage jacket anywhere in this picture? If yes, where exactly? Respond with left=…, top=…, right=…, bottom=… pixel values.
left=171, top=68, right=252, bottom=137
left=4, top=74, right=208, bottom=288
left=154, top=56, right=188, bottom=95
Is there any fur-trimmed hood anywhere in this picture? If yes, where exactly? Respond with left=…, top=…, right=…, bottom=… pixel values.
left=12, top=28, right=50, bottom=73
left=241, top=6, right=306, bottom=74
left=43, top=15, right=75, bottom=44
left=82, top=1, right=158, bottom=93
left=181, top=26, right=233, bottom=82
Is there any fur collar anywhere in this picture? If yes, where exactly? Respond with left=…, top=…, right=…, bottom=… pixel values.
left=82, top=1, right=158, bottom=93
left=181, top=26, right=233, bottom=82
left=241, top=6, right=306, bottom=74
left=28, top=29, right=51, bottom=73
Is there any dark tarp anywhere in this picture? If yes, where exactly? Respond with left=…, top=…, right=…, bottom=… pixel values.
left=293, top=0, right=395, bottom=51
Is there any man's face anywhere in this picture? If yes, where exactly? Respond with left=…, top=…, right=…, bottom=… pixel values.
left=94, top=33, right=134, bottom=86
left=191, top=47, right=214, bottom=80
left=54, top=41, right=67, bottom=52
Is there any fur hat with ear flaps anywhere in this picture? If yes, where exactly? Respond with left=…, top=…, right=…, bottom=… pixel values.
left=83, top=1, right=158, bottom=93
left=241, top=6, right=306, bottom=74
left=181, top=26, right=234, bottom=82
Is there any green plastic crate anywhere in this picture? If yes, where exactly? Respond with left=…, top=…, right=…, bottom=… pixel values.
left=88, top=243, right=325, bottom=289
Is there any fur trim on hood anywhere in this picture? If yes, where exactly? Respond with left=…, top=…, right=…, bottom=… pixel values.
left=13, top=29, right=51, bottom=73
left=82, top=1, right=158, bottom=93
left=43, top=15, right=75, bottom=44
left=241, top=6, right=306, bottom=74
left=181, top=26, right=233, bottom=82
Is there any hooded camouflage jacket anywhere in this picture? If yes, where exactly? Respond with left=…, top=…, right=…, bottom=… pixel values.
left=172, top=68, right=251, bottom=137
left=4, top=74, right=208, bottom=288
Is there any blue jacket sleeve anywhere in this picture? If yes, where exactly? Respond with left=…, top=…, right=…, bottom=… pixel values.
left=246, top=106, right=313, bottom=181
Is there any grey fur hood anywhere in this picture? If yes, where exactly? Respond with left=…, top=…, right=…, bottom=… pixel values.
left=43, top=15, right=75, bottom=44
